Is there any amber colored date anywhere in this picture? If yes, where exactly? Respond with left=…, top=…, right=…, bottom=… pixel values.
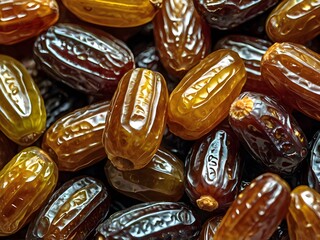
left=266, top=0, right=320, bottom=43
left=26, top=176, right=110, bottom=240
left=61, top=0, right=162, bottom=27
left=42, top=101, right=110, bottom=172
left=105, top=147, right=185, bottom=202
left=192, top=0, right=278, bottom=30
left=261, top=42, right=320, bottom=121
left=153, top=0, right=211, bottom=79
left=0, top=0, right=59, bottom=45
left=33, top=23, right=135, bottom=98
left=308, top=131, right=320, bottom=192
left=214, top=173, right=291, bottom=240
left=0, top=54, right=46, bottom=145
left=103, top=68, right=168, bottom=171
left=185, top=122, right=242, bottom=212
left=167, top=49, right=246, bottom=140
left=95, top=202, right=201, bottom=239
left=286, top=186, right=320, bottom=240
left=0, top=147, right=58, bottom=236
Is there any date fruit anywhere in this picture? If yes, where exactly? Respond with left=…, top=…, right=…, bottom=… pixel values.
left=199, top=215, right=224, bottom=240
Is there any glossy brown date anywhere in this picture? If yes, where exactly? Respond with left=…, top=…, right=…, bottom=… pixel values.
left=266, top=0, right=320, bottom=43
left=95, top=202, right=201, bottom=239
left=214, top=173, right=291, bottom=240
left=167, top=49, right=247, bottom=140
left=33, top=23, right=135, bottom=98
left=105, top=147, right=185, bottom=202
left=42, top=101, right=110, bottom=172
left=103, top=68, right=168, bottom=171
left=229, top=91, right=308, bottom=175
left=185, top=122, right=242, bottom=212
left=199, top=215, right=224, bottom=240
left=26, top=176, right=110, bottom=240
left=261, top=42, right=320, bottom=121
left=153, top=0, right=211, bottom=79
left=286, top=186, right=320, bottom=240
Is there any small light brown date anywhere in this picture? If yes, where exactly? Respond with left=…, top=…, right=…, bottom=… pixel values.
left=286, top=186, right=320, bottom=240
left=0, top=147, right=58, bottom=236
left=261, top=42, right=320, bottom=121
left=214, top=173, right=291, bottom=240
left=26, top=176, right=110, bottom=240
left=105, top=147, right=185, bottom=202
left=42, top=101, right=110, bottom=172
left=103, top=68, right=169, bottom=171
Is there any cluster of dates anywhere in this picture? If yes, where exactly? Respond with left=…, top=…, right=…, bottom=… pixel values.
left=0, top=0, right=320, bottom=239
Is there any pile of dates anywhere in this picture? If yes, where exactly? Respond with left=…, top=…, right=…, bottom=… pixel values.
left=0, top=0, right=320, bottom=239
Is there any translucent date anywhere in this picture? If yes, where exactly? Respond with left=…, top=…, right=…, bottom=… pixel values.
left=261, top=42, right=320, bottom=121
left=214, top=173, right=291, bottom=240
left=0, top=147, right=58, bottom=236
left=26, top=176, right=110, bottom=240
left=266, top=0, right=320, bottom=43
left=0, top=0, right=59, bottom=45
left=192, top=0, right=278, bottom=30
left=42, top=101, right=110, bottom=172
left=308, top=131, right=320, bottom=192
left=153, top=0, right=211, bottom=79
left=286, top=186, right=320, bottom=240
left=167, top=49, right=246, bottom=140
left=61, top=0, right=162, bottom=27
left=105, top=147, right=185, bottom=202
left=103, top=68, right=168, bottom=171
left=0, top=54, right=46, bottom=145
left=185, top=122, right=242, bottom=212
left=33, top=23, right=135, bottom=98
left=95, top=202, right=201, bottom=239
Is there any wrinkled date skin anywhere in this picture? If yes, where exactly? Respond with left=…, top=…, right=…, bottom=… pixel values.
left=261, top=42, right=320, bottom=121
left=61, top=0, right=162, bottom=27
left=287, top=186, right=320, bottom=240
left=103, top=68, right=168, bottom=171
left=0, top=54, right=46, bottom=146
left=199, top=215, right=224, bottom=240
left=42, top=101, right=110, bottom=172
left=214, top=173, right=291, bottom=240
left=229, top=91, right=308, bottom=175
left=192, top=0, right=278, bottom=30
left=214, top=35, right=274, bottom=95
left=0, top=132, right=17, bottom=171
left=185, top=122, right=242, bottom=212
left=266, top=0, right=320, bottom=43
left=0, top=0, right=59, bottom=45
left=105, top=147, right=185, bottom=202
left=153, top=0, right=211, bottom=79
left=167, top=49, right=246, bottom=140
left=308, top=131, right=320, bottom=192
left=0, top=147, right=58, bottom=236
left=33, top=23, right=135, bottom=98
left=95, top=202, right=201, bottom=239
left=26, top=176, right=110, bottom=240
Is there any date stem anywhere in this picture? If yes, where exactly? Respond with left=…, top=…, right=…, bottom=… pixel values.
left=196, top=195, right=219, bottom=212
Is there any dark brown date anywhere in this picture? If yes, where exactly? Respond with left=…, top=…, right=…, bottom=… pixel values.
left=95, top=202, right=201, bottom=239
left=199, top=215, right=224, bottom=240
left=26, top=176, right=110, bottom=240
left=308, top=131, right=320, bottom=192
left=33, top=23, right=135, bottom=98
left=229, top=91, right=308, bottom=175
left=185, top=121, right=242, bottom=212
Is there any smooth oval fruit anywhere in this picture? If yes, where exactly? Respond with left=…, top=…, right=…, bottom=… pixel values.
left=0, top=147, right=58, bottom=236
left=26, top=176, right=110, bottom=240
left=0, top=0, right=59, bottom=45
left=42, top=101, right=110, bottom=172
left=0, top=54, right=46, bottom=145
left=287, top=186, right=320, bottom=240
left=95, top=202, right=201, bottom=239
left=105, top=147, right=185, bottom=202
left=103, top=68, right=169, bottom=171
left=261, top=42, right=320, bottom=121
left=61, top=0, right=162, bottom=27
left=214, top=173, right=291, bottom=240
left=167, top=49, right=246, bottom=140
left=33, top=23, right=135, bottom=98
left=266, top=0, right=320, bottom=43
